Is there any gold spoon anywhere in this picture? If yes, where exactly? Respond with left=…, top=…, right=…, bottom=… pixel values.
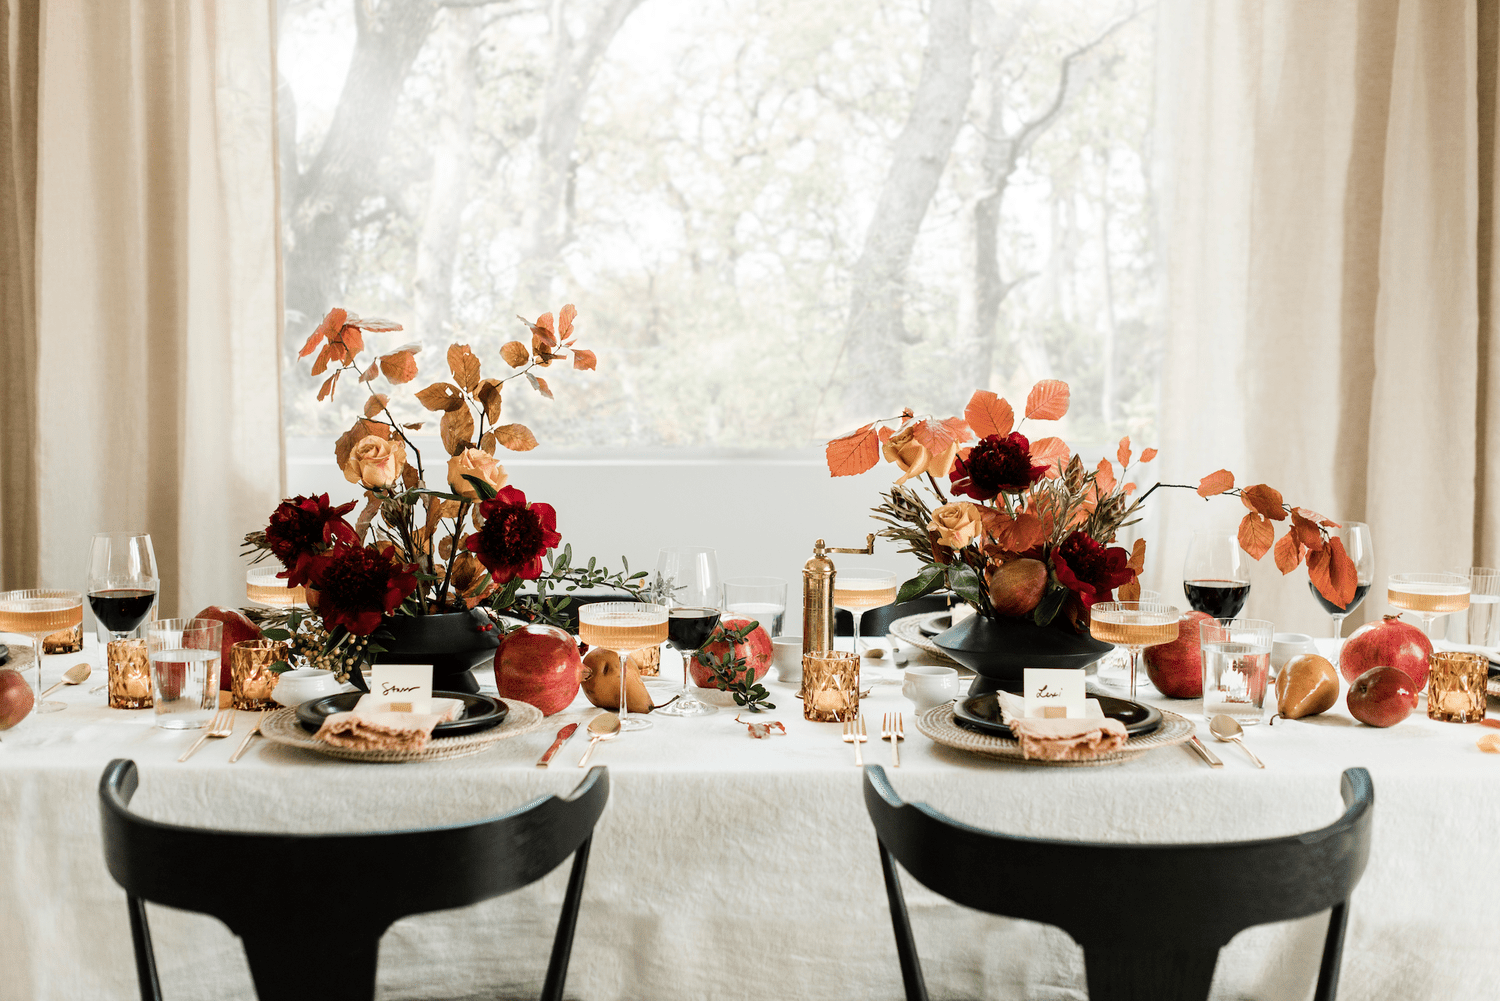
left=577, top=711, right=620, bottom=768
left=1209, top=714, right=1265, bottom=769
left=40, top=662, right=91, bottom=699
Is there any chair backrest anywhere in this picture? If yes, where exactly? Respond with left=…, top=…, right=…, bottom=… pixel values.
left=100, top=758, right=608, bottom=999
left=864, top=765, right=1372, bottom=999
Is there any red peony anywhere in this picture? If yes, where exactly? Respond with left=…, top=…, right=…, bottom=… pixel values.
left=1052, top=531, right=1135, bottom=608
left=465, top=486, right=561, bottom=583
left=305, top=542, right=419, bottom=635
left=264, top=494, right=358, bottom=586
left=949, top=432, right=1049, bottom=500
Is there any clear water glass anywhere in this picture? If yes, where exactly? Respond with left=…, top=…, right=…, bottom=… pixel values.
left=1450, top=567, right=1500, bottom=647
left=722, top=577, right=787, bottom=637
left=1199, top=618, right=1274, bottom=725
left=147, top=618, right=222, bottom=729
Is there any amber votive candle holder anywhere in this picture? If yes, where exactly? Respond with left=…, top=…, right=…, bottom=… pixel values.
left=230, top=639, right=287, bottom=711
left=107, top=639, right=153, bottom=709
left=802, top=651, right=860, bottom=722
left=1426, top=651, right=1487, bottom=723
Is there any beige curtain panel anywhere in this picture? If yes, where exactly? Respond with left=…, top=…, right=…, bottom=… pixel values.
left=1154, top=0, right=1500, bottom=637
left=0, top=0, right=283, bottom=615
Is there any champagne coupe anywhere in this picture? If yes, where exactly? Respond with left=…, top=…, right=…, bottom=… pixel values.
left=0, top=589, right=84, bottom=713
left=577, top=601, right=669, bottom=732
left=654, top=547, right=721, bottom=718
left=246, top=565, right=307, bottom=608
left=1449, top=567, right=1500, bottom=647
left=1388, top=572, right=1469, bottom=640
left=722, top=577, right=787, bottom=637
left=1307, top=522, right=1373, bottom=657
left=1089, top=600, right=1180, bottom=701
left=87, top=532, right=159, bottom=644
left=1182, top=531, right=1250, bottom=619
left=833, top=568, right=898, bottom=681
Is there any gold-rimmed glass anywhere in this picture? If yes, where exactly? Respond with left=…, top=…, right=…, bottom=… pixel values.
left=577, top=601, right=668, bottom=732
left=833, top=568, right=898, bottom=682
left=246, top=565, right=307, bottom=608
left=1388, top=572, right=1469, bottom=640
left=0, top=589, right=84, bottom=714
left=1089, top=600, right=1180, bottom=701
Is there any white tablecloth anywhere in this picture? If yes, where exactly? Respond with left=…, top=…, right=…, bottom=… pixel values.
left=1, top=639, right=1497, bottom=1001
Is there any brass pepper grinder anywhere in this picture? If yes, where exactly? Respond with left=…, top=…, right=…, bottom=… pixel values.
left=802, top=534, right=876, bottom=658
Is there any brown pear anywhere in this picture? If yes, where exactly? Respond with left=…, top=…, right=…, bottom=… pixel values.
left=580, top=647, right=655, bottom=714
left=1271, top=653, right=1339, bottom=723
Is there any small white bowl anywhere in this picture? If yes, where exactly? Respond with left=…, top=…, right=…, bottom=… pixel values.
left=271, top=668, right=342, bottom=707
left=772, top=636, right=803, bottom=685
left=1271, top=633, right=1318, bottom=673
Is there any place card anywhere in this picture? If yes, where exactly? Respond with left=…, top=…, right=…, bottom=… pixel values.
left=1023, top=668, right=1086, bottom=719
left=369, top=663, right=432, bottom=708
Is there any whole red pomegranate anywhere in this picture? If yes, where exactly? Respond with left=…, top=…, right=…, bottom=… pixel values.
left=690, top=617, right=772, bottom=688
left=1339, top=614, right=1432, bottom=688
left=1142, top=611, right=1216, bottom=698
left=192, top=606, right=263, bottom=691
left=1346, top=666, right=1419, bottom=727
left=494, top=623, right=582, bottom=716
left=0, top=668, right=34, bottom=729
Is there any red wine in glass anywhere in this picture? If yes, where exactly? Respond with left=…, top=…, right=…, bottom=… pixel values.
left=1308, top=580, right=1371, bottom=617
left=88, top=588, right=156, bottom=634
left=667, top=607, right=721, bottom=653
left=1183, top=579, right=1251, bottom=619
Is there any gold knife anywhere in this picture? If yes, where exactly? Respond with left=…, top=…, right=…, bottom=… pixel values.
left=536, top=723, right=579, bottom=768
left=1189, top=735, right=1224, bottom=768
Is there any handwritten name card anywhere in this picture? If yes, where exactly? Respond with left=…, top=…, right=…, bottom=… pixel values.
left=370, top=663, right=432, bottom=709
left=1023, top=668, right=1086, bottom=719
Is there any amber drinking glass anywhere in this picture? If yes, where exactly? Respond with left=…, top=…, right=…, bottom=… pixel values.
left=801, top=651, right=860, bottom=722
left=1427, top=651, right=1487, bottom=723
left=1388, top=572, right=1469, bottom=640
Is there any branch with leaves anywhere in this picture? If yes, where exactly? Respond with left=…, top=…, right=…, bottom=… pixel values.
left=692, top=619, right=775, bottom=712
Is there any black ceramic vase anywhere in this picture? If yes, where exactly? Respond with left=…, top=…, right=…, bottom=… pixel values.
left=933, top=613, right=1114, bottom=695
left=348, top=608, right=501, bottom=695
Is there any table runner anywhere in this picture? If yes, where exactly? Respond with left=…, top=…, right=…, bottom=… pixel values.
left=1, top=640, right=1496, bottom=1000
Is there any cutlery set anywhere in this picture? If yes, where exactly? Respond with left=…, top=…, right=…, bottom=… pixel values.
left=177, top=709, right=267, bottom=764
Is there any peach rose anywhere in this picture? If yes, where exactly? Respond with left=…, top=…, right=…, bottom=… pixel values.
left=447, top=448, right=508, bottom=500
left=342, top=435, right=405, bottom=489
left=882, top=427, right=959, bottom=485
left=928, top=502, right=984, bottom=549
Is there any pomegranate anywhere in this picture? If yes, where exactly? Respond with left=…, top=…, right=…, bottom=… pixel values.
left=1142, top=611, right=1216, bottom=698
left=191, top=606, right=263, bottom=690
left=690, top=617, right=772, bottom=688
left=493, top=623, right=582, bottom=715
left=0, top=668, right=33, bottom=729
left=1339, top=614, right=1431, bottom=688
left=988, top=559, right=1047, bottom=616
left=1346, top=666, right=1419, bottom=727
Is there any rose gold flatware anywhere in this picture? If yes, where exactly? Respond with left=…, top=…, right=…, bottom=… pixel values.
left=537, top=723, right=579, bottom=768
left=577, top=712, right=619, bottom=768
left=228, top=712, right=267, bottom=764
left=882, top=713, right=904, bottom=767
left=179, top=707, right=236, bottom=763
left=1187, top=735, right=1223, bottom=768
left=39, top=662, right=91, bottom=699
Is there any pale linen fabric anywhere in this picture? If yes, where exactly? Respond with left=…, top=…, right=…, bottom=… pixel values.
left=0, top=0, right=282, bottom=612
left=1153, top=0, right=1499, bottom=636
left=0, top=643, right=1495, bottom=1001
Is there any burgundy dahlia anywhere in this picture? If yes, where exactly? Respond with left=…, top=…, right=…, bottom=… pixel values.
left=263, top=493, right=358, bottom=586
left=949, top=433, right=1049, bottom=500
left=465, top=486, right=561, bottom=583
left=304, top=542, right=419, bottom=636
left=1051, top=531, right=1135, bottom=608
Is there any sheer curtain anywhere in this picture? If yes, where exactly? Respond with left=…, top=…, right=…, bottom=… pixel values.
left=1155, top=0, right=1497, bottom=637
left=0, top=0, right=282, bottom=615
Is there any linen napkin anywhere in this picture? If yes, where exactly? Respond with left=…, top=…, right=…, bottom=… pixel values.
left=1006, top=715, right=1130, bottom=761
left=314, top=710, right=448, bottom=752
left=353, top=695, right=465, bottom=721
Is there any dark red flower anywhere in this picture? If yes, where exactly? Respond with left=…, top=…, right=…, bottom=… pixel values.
left=305, top=542, right=419, bottom=636
left=264, top=494, right=358, bottom=586
left=949, top=433, right=1049, bottom=500
left=464, top=486, right=561, bottom=583
left=1051, top=531, right=1135, bottom=608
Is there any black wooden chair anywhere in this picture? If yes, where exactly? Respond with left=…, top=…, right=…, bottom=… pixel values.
left=863, top=764, right=1373, bottom=1001
left=99, top=758, right=609, bottom=1001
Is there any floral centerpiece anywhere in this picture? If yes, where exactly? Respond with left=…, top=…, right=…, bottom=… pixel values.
left=245, top=305, right=644, bottom=681
left=825, top=380, right=1358, bottom=640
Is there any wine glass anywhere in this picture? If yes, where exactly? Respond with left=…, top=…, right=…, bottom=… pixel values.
left=833, top=568, right=898, bottom=680
left=246, top=565, right=307, bottom=608
left=722, top=577, right=787, bottom=637
left=654, top=547, right=721, bottom=718
left=577, top=601, right=669, bottom=732
left=1388, top=572, right=1469, bottom=640
left=0, top=589, right=84, bottom=713
left=1089, top=600, right=1180, bottom=701
left=1450, top=567, right=1500, bottom=646
left=1307, top=522, right=1373, bottom=655
left=88, top=533, right=159, bottom=644
left=1182, top=531, right=1250, bottom=618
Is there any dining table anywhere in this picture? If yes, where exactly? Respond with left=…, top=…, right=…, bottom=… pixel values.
left=1, top=633, right=1496, bottom=1001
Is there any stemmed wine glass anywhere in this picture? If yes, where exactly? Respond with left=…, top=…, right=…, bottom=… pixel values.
left=577, top=601, right=669, bottom=732
left=246, top=564, right=306, bottom=608
left=88, top=533, right=160, bottom=644
left=0, top=589, right=84, bottom=713
left=1182, top=531, right=1250, bottom=618
left=1388, top=572, right=1469, bottom=640
left=833, top=568, right=898, bottom=681
left=654, top=547, right=721, bottom=718
left=1307, top=522, right=1373, bottom=657
left=1089, top=600, right=1181, bottom=701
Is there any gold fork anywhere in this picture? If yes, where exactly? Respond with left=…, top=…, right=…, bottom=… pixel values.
left=179, top=707, right=237, bottom=763
left=882, top=713, right=904, bottom=768
left=227, top=711, right=268, bottom=764
left=842, top=715, right=868, bottom=766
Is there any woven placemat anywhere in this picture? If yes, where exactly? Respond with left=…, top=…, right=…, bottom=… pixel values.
left=916, top=702, right=1195, bottom=767
left=889, top=612, right=959, bottom=663
left=260, top=699, right=544, bottom=764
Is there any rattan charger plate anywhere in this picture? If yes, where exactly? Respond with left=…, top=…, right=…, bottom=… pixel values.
left=917, top=702, right=1195, bottom=767
left=260, top=699, right=544, bottom=763
left=889, top=612, right=960, bottom=663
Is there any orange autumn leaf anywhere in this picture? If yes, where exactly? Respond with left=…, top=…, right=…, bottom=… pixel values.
left=558, top=303, right=577, bottom=341
left=358, top=364, right=380, bottom=384
left=1273, top=529, right=1303, bottom=574
left=1029, top=436, right=1070, bottom=477
left=826, top=423, right=881, bottom=477
left=1116, top=436, right=1131, bottom=469
left=1288, top=509, right=1325, bottom=553
left=911, top=416, right=969, bottom=454
left=492, top=423, right=539, bottom=452
left=310, top=342, right=335, bottom=377
left=1118, top=580, right=1142, bottom=601
left=440, top=406, right=475, bottom=455
left=415, top=382, right=465, bottom=412
left=1139, top=447, right=1158, bottom=463
left=446, top=344, right=481, bottom=393
left=1197, top=469, right=1235, bottom=497
left=982, top=510, right=1049, bottom=552
left=964, top=390, right=1014, bottom=439
left=474, top=378, right=503, bottom=423
left=572, top=348, right=597, bottom=371
left=301, top=308, right=347, bottom=358
left=346, top=315, right=403, bottom=332
left=500, top=341, right=530, bottom=368
left=1306, top=546, right=1356, bottom=608
left=530, top=312, right=557, bottom=349
left=1238, top=512, right=1274, bottom=560
left=317, top=371, right=339, bottom=401
left=339, top=324, right=365, bottom=358
left=1024, top=379, right=1070, bottom=420
left=334, top=418, right=390, bottom=472
left=362, top=394, right=389, bottom=418
left=1240, top=484, right=1286, bottom=521
left=1323, top=536, right=1359, bottom=607
left=1293, top=506, right=1339, bottom=528
left=532, top=374, right=553, bottom=399
left=1127, top=538, right=1147, bottom=574
left=1094, top=458, right=1116, bottom=495
left=379, top=349, right=419, bottom=384
left=877, top=425, right=895, bottom=444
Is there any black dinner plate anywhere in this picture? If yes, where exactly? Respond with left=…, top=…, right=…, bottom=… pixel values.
left=296, top=691, right=507, bottom=737
left=919, top=614, right=952, bottom=637
left=953, top=691, right=1161, bottom=740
